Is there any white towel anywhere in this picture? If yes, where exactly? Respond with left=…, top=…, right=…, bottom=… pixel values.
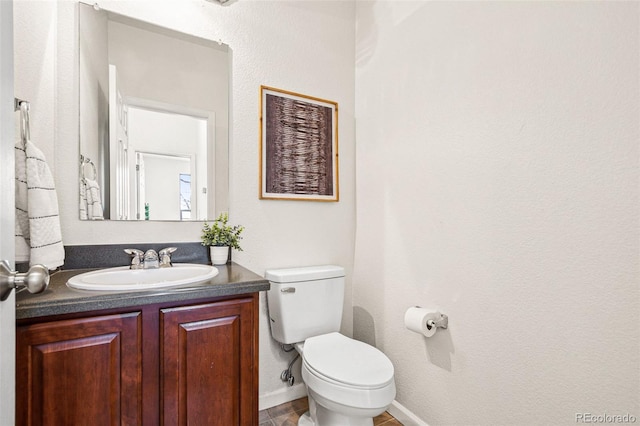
left=79, top=177, right=104, bottom=220
left=79, top=179, right=88, bottom=220
left=15, top=141, right=65, bottom=269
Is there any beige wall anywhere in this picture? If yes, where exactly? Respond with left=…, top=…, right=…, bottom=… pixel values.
left=354, top=1, right=639, bottom=424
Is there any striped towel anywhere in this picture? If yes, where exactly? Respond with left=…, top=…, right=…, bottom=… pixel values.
left=15, top=141, right=65, bottom=269
left=80, top=177, right=104, bottom=220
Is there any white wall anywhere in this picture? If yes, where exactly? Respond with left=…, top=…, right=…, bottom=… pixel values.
left=78, top=2, right=107, bottom=188
left=354, top=2, right=639, bottom=425
left=13, top=0, right=56, bottom=165
left=140, top=154, right=190, bottom=221
left=0, top=1, right=15, bottom=422
left=14, top=0, right=355, bottom=407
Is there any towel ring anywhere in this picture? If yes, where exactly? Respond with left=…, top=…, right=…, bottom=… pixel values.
left=14, top=98, right=31, bottom=147
left=80, top=155, right=97, bottom=181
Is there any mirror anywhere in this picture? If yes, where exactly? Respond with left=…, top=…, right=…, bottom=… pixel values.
left=79, top=3, right=229, bottom=221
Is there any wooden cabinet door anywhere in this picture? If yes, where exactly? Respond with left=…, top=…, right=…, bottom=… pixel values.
left=160, top=297, right=257, bottom=426
left=16, top=312, right=142, bottom=426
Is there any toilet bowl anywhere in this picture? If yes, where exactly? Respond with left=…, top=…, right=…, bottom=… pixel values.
left=297, top=332, right=396, bottom=426
left=265, top=266, right=396, bottom=426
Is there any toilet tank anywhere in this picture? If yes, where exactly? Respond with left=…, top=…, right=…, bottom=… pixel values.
left=266, top=265, right=345, bottom=345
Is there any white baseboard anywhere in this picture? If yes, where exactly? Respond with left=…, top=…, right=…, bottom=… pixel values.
left=259, top=384, right=308, bottom=411
left=388, top=400, right=429, bottom=426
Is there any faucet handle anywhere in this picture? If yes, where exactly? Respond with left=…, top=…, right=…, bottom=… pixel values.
left=159, top=247, right=177, bottom=268
left=124, top=249, right=144, bottom=269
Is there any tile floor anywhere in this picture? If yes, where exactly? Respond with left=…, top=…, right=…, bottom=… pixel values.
left=259, top=397, right=403, bottom=426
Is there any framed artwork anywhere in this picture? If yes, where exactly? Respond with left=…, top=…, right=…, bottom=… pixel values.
left=259, top=86, right=339, bottom=201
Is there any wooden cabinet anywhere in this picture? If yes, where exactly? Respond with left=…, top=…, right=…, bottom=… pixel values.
left=16, top=312, right=143, bottom=425
left=161, top=299, right=256, bottom=425
left=16, top=295, right=258, bottom=426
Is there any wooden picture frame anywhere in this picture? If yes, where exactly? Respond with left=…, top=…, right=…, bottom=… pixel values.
left=259, top=86, right=339, bottom=201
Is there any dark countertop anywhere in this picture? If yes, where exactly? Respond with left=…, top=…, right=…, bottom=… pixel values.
left=16, top=262, right=270, bottom=320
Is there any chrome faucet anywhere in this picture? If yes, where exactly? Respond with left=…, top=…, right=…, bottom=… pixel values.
left=124, top=247, right=176, bottom=269
left=143, top=250, right=159, bottom=269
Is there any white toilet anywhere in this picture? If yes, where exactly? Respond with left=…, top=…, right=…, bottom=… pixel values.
left=266, top=265, right=396, bottom=426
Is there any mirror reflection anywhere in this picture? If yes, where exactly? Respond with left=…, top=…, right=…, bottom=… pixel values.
left=79, top=3, right=229, bottom=221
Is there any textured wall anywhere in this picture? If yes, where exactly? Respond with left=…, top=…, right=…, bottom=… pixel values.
left=0, top=2, right=16, bottom=423
left=354, top=2, right=639, bottom=424
left=14, top=0, right=355, bottom=407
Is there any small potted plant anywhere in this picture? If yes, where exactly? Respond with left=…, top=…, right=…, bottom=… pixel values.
left=201, top=213, right=244, bottom=265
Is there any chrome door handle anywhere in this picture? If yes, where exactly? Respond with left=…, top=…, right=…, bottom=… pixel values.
left=0, top=260, right=49, bottom=301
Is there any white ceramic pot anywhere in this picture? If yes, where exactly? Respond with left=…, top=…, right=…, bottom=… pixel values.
left=209, top=246, right=229, bottom=265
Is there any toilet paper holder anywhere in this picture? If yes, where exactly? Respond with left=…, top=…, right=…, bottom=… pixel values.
left=426, top=313, right=448, bottom=330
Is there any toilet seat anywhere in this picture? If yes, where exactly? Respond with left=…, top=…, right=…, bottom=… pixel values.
left=299, top=332, right=396, bottom=412
left=302, top=332, right=394, bottom=389
left=301, top=360, right=396, bottom=412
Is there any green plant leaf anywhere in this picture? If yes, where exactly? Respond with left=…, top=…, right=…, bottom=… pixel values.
left=201, top=213, right=244, bottom=251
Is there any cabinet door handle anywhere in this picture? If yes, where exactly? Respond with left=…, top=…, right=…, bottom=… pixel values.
left=280, top=287, right=296, bottom=293
left=0, top=260, right=49, bottom=301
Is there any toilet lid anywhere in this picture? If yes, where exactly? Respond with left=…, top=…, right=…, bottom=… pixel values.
left=303, top=332, right=394, bottom=388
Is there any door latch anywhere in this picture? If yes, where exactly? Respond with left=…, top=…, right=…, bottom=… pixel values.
left=0, top=260, right=49, bottom=301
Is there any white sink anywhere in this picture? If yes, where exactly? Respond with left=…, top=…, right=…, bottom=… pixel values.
left=67, top=263, right=219, bottom=291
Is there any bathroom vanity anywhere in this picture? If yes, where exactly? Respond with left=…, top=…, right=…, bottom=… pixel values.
left=15, top=263, right=269, bottom=425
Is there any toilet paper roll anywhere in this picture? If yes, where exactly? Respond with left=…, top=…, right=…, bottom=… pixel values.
left=404, top=307, right=440, bottom=337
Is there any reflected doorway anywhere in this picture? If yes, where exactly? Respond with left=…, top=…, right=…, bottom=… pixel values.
left=126, top=105, right=208, bottom=221
left=135, top=152, right=195, bottom=221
